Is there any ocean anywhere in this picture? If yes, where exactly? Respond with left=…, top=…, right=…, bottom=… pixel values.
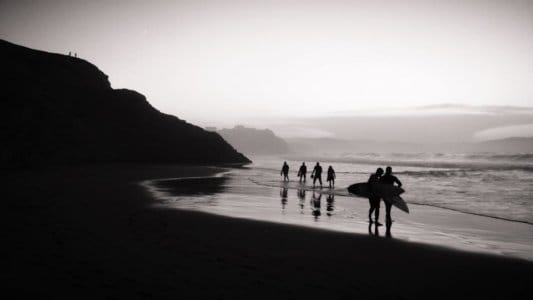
left=142, top=153, right=533, bottom=260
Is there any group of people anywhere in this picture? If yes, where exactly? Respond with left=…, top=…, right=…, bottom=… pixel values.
left=367, top=166, right=402, bottom=228
left=280, top=161, right=403, bottom=232
left=280, top=161, right=336, bottom=188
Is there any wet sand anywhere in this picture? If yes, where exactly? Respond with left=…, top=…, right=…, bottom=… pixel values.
left=3, top=165, right=533, bottom=299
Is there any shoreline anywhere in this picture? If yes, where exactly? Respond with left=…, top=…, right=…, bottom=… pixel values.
left=146, top=170, right=533, bottom=261
left=4, top=164, right=533, bottom=299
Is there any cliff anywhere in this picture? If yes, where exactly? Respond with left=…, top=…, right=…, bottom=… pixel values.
left=0, top=39, right=250, bottom=167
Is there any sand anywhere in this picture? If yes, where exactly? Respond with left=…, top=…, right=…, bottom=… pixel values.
left=3, top=164, right=532, bottom=299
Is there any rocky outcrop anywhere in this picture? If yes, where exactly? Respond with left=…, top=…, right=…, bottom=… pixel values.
left=0, top=39, right=250, bottom=167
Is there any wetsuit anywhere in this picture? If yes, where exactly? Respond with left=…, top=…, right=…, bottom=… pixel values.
left=281, top=164, right=289, bottom=181
left=367, top=173, right=381, bottom=222
left=379, top=174, right=402, bottom=226
left=298, top=165, right=307, bottom=182
left=312, top=165, right=323, bottom=187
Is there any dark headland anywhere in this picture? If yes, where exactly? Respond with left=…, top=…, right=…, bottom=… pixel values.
left=0, top=39, right=250, bottom=167
left=2, top=40, right=532, bottom=299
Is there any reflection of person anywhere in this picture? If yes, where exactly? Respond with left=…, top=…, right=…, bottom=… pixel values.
left=280, top=187, right=288, bottom=209
left=368, top=168, right=384, bottom=225
left=298, top=162, right=307, bottom=182
left=327, top=166, right=336, bottom=188
left=326, top=193, right=335, bottom=216
left=297, top=188, right=306, bottom=210
left=280, top=162, right=290, bottom=182
left=311, top=191, right=322, bottom=219
left=379, top=166, right=402, bottom=233
left=311, top=162, right=323, bottom=188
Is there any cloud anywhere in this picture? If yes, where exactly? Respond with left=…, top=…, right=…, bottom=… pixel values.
left=415, top=104, right=533, bottom=115
left=331, top=104, right=533, bottom=117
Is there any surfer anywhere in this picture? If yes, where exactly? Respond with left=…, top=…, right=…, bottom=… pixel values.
left=326, top=165, right=336, bottom=188
left=298, top=162, right=307, bottom=183
left=367, top=167, right=384, bottom=225
left=280, top=161, right=290, bottom=182
left=311, top=162, right=323, bottom=188
left=379, top=166, right=402, bottom=230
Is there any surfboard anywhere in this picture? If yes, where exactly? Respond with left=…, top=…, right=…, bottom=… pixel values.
left=347, top=182, right=404, bottom=198
left=347, top=182, right=409, bottom=213
left=385, top=195, right=409, bottom=213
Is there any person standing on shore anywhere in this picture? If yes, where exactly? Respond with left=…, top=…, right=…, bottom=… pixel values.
left=281, top=161, right=290, bottom=182
left=311, top=162, right=323, bottom=188
left=298, top=162, right=307, bottom=183
left=326, top=165, right=336, bottom=188
left=379, top=166, right=402, bottom=231
left=368, top=167, right=384, bottom=225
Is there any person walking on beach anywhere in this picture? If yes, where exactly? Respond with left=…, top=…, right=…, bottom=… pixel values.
left=368, top=167, right=384, bottom=225
left=298, top=162, right=307, bottom=183
left=327, top=165, right=336, bottom=188
left=311, top=162, right=323, bottom=188
left=379, top=166, right=402, bottom=231
left=281, top=161, right=290, bottom=182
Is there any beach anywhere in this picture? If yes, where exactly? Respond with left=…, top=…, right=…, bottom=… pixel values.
left=3, top=164, right=532, bottom=299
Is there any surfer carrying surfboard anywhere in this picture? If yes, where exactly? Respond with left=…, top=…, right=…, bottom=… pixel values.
left=379, top=166, right=403, bottom=230
left=367, top=167, right=384, bottom=225
left=311, top=162, right=323, bottom=188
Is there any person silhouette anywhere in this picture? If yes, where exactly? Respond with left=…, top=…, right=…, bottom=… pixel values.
left=379, top=166, right=402, bottom=233
left=326, top=165, right=336, bottom=188
left=280, top=161, right=290, bottom=182
left=368, top=167, right=384, bottom=225
left=298, top=162, right=307, bottom=183
left=311, top=162, right=323, bottom=188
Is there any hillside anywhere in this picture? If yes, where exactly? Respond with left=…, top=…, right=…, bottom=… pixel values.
left=0, top=40, right=250, bottom=167
left=217, top=125, right=289, bottom=155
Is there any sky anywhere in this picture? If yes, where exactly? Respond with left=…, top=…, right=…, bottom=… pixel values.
left=1, top=0, right=533, bottom=140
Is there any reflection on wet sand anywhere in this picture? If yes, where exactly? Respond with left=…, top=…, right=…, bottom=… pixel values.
left=368, top=219, right=393, bottom=238
left=311, top=191, right=322, bottom=220
left=153, top=176, right=228, bottom=196
left=297, top=188, right=306, bottom=212
left=280, top=187, right=288, bottom=211
left=326, top=194, right=335, bottom=217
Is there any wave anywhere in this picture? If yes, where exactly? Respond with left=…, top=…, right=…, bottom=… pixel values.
left=464, top=153, right=533, bottom=160
left=404, top=201, right=533, bottom=226
left=247, top=178, right=533, bottom=226
left=297, top=156, right=533, bottom=172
